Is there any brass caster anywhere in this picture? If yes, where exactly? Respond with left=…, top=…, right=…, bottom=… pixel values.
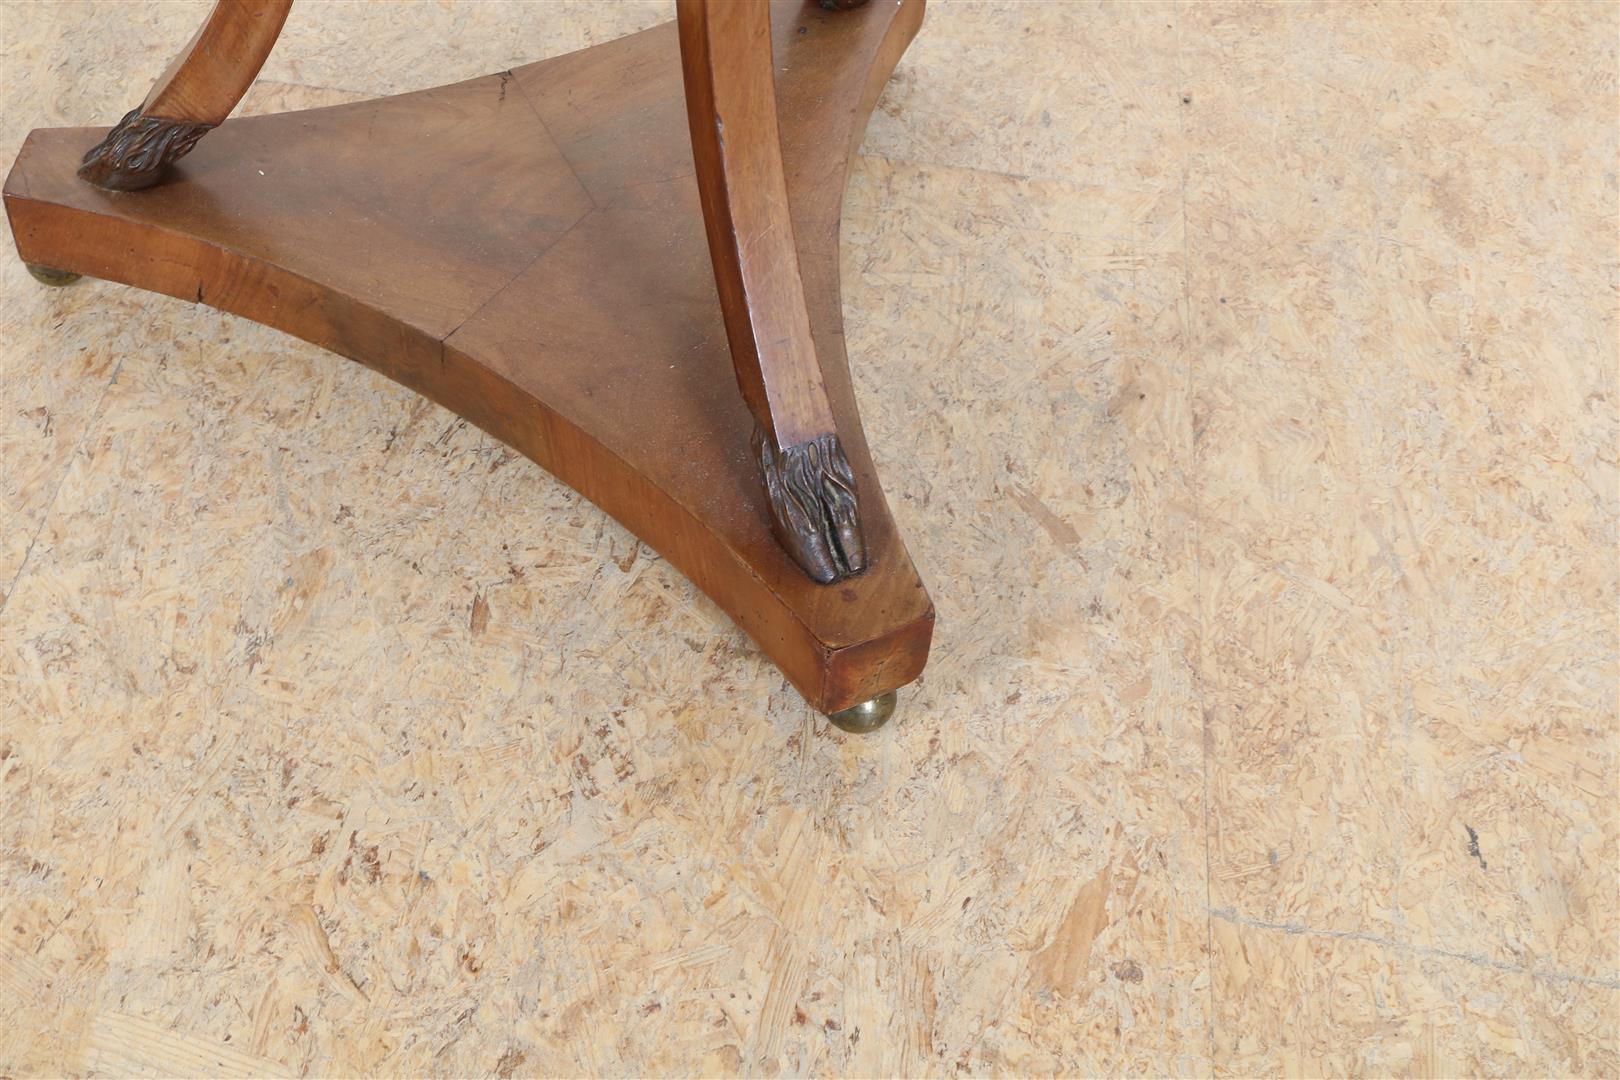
left=825, top=690, right=897, bottom=734
left=26, top=264, right=81, bottom=287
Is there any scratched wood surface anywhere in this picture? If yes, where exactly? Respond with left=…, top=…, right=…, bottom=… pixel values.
left=1, top=1, right=1615, bottom=1077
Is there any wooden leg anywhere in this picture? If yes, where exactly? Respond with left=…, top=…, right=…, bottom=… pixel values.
left=678, top=0, right=865, bottom=585
left=5, top=0, right=933, bottom=718
left=78, top=0, right=293, bottom=191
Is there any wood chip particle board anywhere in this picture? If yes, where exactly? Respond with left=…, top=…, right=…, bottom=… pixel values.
left=0, top=1, right=1614, bottom=1076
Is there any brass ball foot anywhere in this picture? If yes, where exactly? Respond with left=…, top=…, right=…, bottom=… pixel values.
left=825, top=690, right=897, bottom=733
left=26, top=264, right=82, bottom=287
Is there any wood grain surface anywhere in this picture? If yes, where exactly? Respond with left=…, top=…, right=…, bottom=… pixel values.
left=141, top=0, right=292, bottom=126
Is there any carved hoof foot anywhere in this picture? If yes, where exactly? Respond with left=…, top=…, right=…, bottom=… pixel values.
left=77, top=107, right=214, bottom=192
left=26, top=264, right=82, bottom=287
left=826, top=691, right=896, bottom=733
left=755, top=428, right=867, bottom=584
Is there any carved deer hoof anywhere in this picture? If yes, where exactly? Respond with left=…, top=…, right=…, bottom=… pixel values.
left=77, top=108, right=214, bottom=192
left=754, top=428, right=867, bottom=584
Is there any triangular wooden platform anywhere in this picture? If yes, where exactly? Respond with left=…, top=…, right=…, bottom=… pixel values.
left=3, top=0, right=933, bottom=716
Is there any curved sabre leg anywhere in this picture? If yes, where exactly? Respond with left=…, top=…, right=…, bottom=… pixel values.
left=79, top=0, right=293, bottom=191
left=678, top=0, right=868, bottom=586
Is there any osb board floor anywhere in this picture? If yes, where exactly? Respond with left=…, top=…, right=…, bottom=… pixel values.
left=0, top=0, right=1615, bottom=1076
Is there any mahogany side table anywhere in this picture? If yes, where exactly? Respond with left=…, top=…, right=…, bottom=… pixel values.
left=3, top=0, right=934, bottom=731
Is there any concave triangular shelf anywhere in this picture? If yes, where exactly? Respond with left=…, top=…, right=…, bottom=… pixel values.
left=4, top=0, right=933, bottom=718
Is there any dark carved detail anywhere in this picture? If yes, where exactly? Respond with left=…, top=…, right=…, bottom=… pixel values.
left=819, top=0, right=872, bottom=9
left=77, top=108, right=215, bottom=191
left=754, top=428, right=867, bottom=584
